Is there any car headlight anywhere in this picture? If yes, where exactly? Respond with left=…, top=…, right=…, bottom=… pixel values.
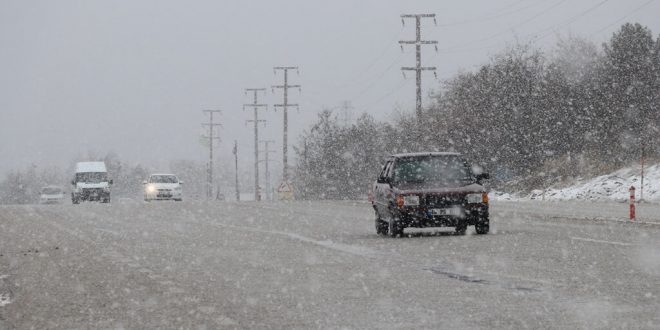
left=403, top=195, right=419, bottom=206
left=146, top=185, right=156, bottom=193
left=467, top=193, right=487, bottom=204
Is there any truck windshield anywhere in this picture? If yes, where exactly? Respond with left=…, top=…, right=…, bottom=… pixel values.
left=75, top=172, right=108, bottom=183
left=393, top=156, right=473, bottom=185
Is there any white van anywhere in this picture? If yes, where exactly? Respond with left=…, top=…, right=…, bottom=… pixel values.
left=71, top=161, right=113, bottom=204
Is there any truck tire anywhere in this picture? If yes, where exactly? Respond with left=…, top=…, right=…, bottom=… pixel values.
left=455, top=221, right=467, bottom=235
left=388, top=218, right=404, bottom=237
left=72, top=194, right=79, bottom=204
left=475, top=219, right=489, bottom=235
left=375, top=212, right=388, bottom=236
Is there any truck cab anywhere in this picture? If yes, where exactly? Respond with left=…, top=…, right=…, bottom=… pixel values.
left=71, top=161, right=113, bottom=204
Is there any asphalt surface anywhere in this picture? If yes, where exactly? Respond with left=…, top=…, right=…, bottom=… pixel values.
left=1, top=200, right=659, bottom=329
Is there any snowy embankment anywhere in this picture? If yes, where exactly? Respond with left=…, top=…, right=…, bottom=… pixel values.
left=492, top=163, right=660, bottom=203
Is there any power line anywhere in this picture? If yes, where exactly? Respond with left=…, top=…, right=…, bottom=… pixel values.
left=528, top=0, right=612, bottom=41
left=361, top=78, right=412, bottom=113
left=437, top=0, right=567, bottom=53
left=348, top=52, right=405, bottom=101
left=438, top=0, right=545, bottom=27
left=588, top=0, right=656, bottom=38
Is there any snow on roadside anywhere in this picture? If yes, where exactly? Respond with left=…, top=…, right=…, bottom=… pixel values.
left=491, top=163, right=660, bottom=203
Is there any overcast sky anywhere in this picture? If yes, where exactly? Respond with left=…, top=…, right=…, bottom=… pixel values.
left=1, top=0, right=659, bottom=180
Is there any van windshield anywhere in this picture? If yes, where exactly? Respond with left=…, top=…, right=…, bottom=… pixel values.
left=42, top=187, right=62, bottom=194
left=75, top=172, right=108, bottom=183
left=149, top=175, right=178, bottom=183
left=393, top=156, right=473, bottom=186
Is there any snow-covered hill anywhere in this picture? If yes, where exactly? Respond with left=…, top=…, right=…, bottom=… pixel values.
left=492, top=163, right=660, bottom=202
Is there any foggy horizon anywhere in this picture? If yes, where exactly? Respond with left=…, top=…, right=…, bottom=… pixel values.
left=2, top=0, right=659, bottom=179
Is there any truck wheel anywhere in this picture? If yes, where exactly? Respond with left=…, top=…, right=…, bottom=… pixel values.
left=72, top=198, right=79, bottom=204
left=388, top=218, right=404, bottom=238
left=475, top=219, right=489, bottom=235
left=375, top=212, right=388, bottom=236
left=455, top=222, right=467, bottom=235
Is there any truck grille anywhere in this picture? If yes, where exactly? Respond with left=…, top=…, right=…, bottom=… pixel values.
left=425, top=194, right=465, bottom=207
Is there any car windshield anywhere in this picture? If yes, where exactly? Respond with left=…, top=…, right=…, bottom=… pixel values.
left=150, top=175, right=178, bottom=183
left=41, top=187, right=61, bottom=194
left=393, top=156, right=473, bottom=185
left=75, top=172, right=108, bottom=183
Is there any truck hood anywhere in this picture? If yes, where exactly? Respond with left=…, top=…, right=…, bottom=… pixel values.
left=76, top=182, right=109, bottom=189
left=393, top=183, right=486, bottom=195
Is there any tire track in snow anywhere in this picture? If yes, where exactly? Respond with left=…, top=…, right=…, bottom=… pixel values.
left=201, top=213, right=549, bottom=295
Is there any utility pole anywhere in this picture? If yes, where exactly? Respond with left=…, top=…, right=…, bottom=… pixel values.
left=233, top=140, right=239, bottom=201
left=272, top=66, right=300, bottom=183
left=399, top=14, right=437, bottom=121
left=244, top=88, right=267, bottom=201
left=259, top=140, right=276, bottom=201
left=202, top=109, right=222, bottom=199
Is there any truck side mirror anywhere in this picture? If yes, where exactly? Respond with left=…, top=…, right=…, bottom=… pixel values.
left=71, top=180, right=75, bottom=185
left=109, top=179, right=114, bottom=185
left=476, top=173, right=490, bottom=182
left=377, top=176, right=390, bottom=184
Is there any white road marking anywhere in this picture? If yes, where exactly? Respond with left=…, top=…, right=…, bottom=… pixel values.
left=570, top=236, right=635, bottom=246
left=0, top=293, right=11, bottom=307
left=215, top=222, right=382, bottom=258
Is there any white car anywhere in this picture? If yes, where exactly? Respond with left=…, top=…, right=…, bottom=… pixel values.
left=143, top=174, right=183, bottom=202
left=39, top=186, right=65, bottom=204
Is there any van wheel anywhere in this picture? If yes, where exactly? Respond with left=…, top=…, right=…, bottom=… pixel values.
left=72, top=198, right=79, bottom=205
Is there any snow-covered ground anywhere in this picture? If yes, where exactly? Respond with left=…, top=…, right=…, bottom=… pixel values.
left=492, top=163, right=660, bottom=202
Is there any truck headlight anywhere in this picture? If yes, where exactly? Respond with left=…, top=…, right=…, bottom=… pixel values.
left=403, top=195, right=419, bottom=206
left=467, top=193, right=487, bottom=204
left=146, top=185, right=156, bottom=193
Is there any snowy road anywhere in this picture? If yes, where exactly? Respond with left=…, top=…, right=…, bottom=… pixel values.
left=1, top=201, right=659, bottom=329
